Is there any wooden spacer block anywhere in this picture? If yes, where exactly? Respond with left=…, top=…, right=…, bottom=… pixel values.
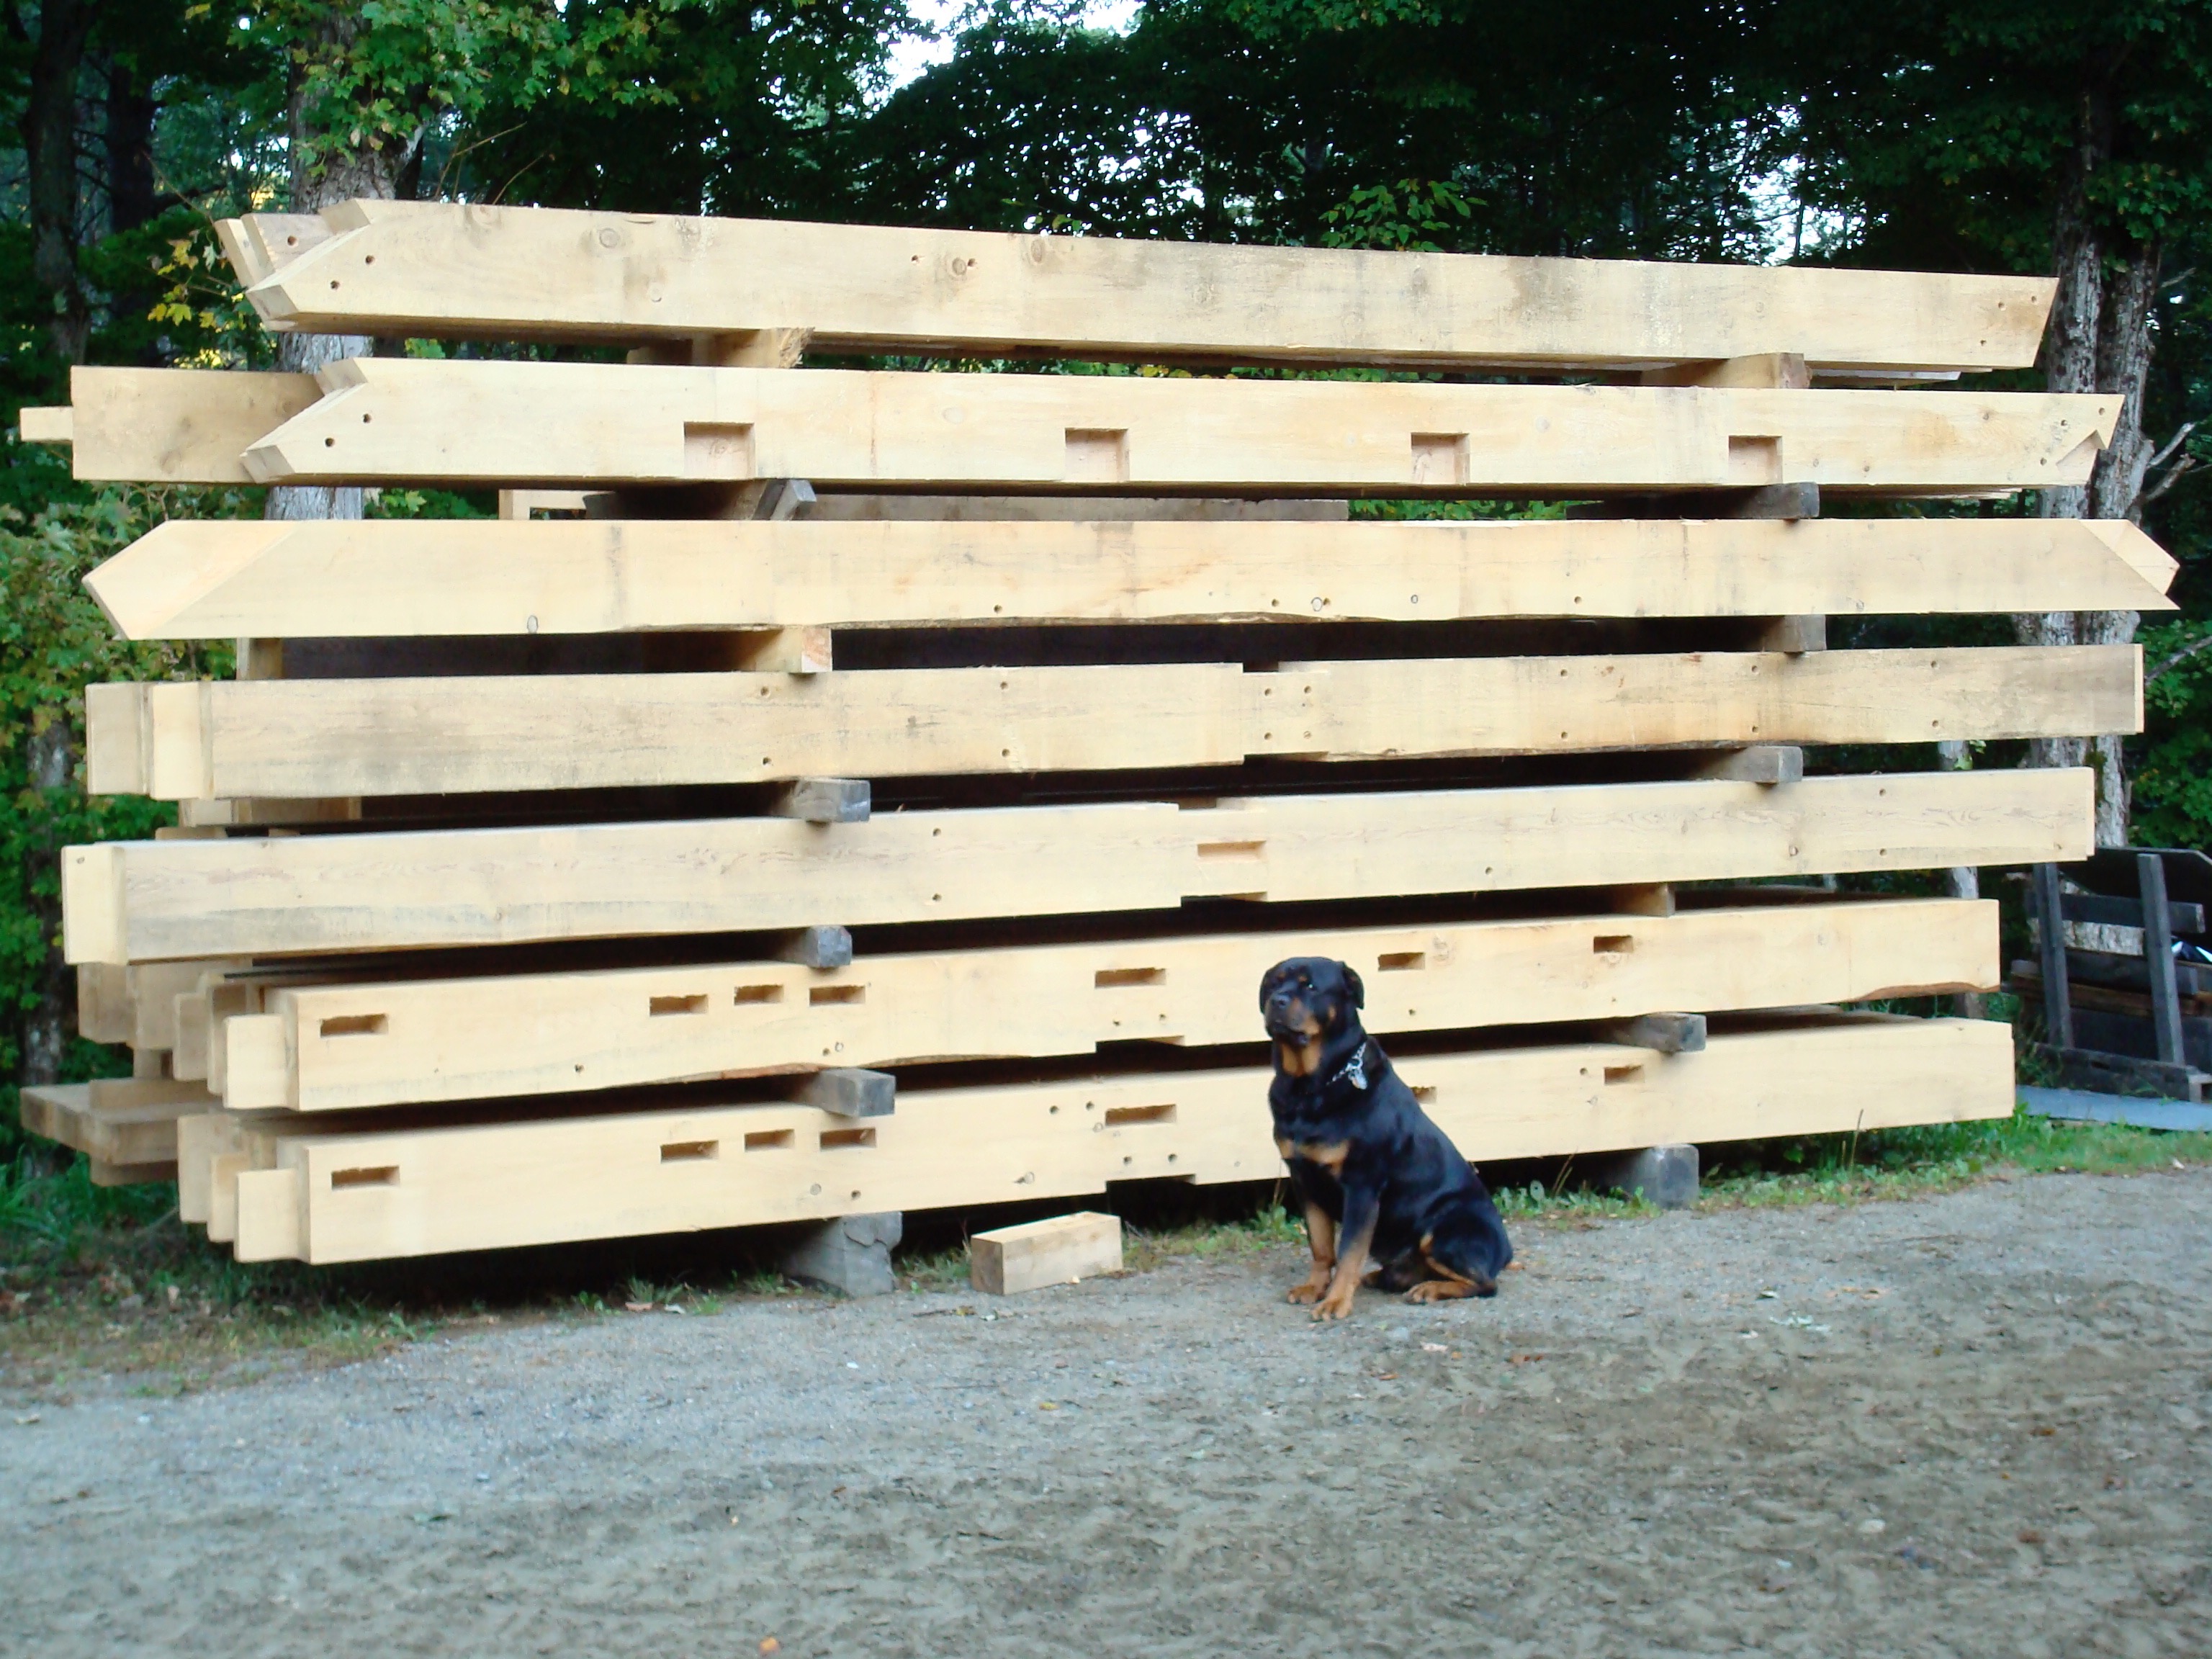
left=733, top=625, right=832, bottom=674
left=971, top=1211, right=1125, bottom=1296
left=1609, top=884, right=1676, bottom=919
left=1691, top=745, right=1804, bottom=786
left=770, top=925, right=854, bottom=969
left=1599, top=1012, right=1709, bottom=1054
left=1757, top=614, right=1827, bottom=653
left=89, top=1158, right=177, bottom=1187
left=753, top=477, right=816, bottom=521
left=788, top=1067, right=895, bottom=1118
left=770, top=778, right=871, bottom=824
left=1641, top=353, right=1812, bottom=390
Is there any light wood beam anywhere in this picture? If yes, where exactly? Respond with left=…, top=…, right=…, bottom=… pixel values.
left=83, top=516, right=2178, bottom=642
left=61, top=768, right=2090, bottom=966
left=211, top=896, right=1994, bottom=1112
left=224, top=199, right=2054, bottom=374
left=220, top=1015, right=2011, bottom=1263
left=83, top=647, right=2140, bottom=802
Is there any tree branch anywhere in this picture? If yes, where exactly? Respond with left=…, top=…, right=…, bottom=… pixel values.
left=2146, top=629, right=2212, bottom=684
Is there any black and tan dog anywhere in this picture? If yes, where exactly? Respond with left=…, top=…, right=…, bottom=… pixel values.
left=1262, top=956, right=1513, bottom=1321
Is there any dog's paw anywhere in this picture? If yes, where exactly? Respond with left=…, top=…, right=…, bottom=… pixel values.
left=1286, top=1281, right=1326, bottom=1305
left=1310, top=1295, right=1357, bottom=1322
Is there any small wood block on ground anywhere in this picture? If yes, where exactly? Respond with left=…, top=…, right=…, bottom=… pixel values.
left=971, top=1212, right=1124, bottom=1295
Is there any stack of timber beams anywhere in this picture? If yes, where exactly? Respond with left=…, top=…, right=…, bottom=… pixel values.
left=19, top=199, right=2171, bottom=1266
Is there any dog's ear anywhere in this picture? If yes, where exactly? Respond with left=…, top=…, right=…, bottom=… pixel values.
left=1258, top=963, right=1283, bottom=1012
left=1341, top=963, right=1364, bottom=1010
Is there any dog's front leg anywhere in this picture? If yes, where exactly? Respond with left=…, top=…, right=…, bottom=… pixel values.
left=1312, top=1183, right=1378, bottom=1321
left=1288, top=1200, right=1336, bottom=1304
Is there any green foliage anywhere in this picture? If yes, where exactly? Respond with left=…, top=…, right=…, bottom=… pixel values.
left=2131, top=617, right=2212, bottom=847
left=1319, top=178, right=1473, bottom=251
left=0, top=489, right=243, bottom=1087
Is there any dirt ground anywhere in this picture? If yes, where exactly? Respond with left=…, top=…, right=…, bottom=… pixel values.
left=4, top=1170, right=2208, bottom=1658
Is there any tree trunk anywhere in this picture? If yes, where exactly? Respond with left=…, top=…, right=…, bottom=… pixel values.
left=19, top=0, right=99, bottom=364
left=266, top=6, right=402, bottom=524
left=107, top=55, right=158, bottom=232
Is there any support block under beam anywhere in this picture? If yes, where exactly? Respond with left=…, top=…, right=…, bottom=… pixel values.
left=789, top=1067, right=896, bottom=1118
left=1692, top=745, right=1804, bottom=786
left=770, top=778, right=870, bottom=824
left=1599, top=1013, right=1709, bottom=1053
left=770, top=925, right=854, bottom=970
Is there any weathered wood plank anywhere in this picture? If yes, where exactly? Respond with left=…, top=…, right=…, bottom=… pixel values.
left=61, top=769, right=2090, bottom=965
left=226, top=199, right=2056, bottom=374
left=223, top=1015, right=2011, bottom=1263
left=971, top=1213, right=1123, bottom=1295
left=86, top=647, right=2141, bottom=801
left=84, top=516, right=2177, bottom=642
left=213, top=896, right=1995, bottom=1112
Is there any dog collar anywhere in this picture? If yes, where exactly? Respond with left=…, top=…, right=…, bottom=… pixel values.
left=1325, top=1040, right=1376, bottom=1092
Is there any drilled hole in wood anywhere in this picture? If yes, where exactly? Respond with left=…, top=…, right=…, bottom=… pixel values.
left=811, top=984, right=865, bottom=1007
left=1095, top=967, right=1165, bottom=988
left=649, top=994, right=709, bottom=1017
left=1104, top=1103, right=1176, bottom=1127
left=820, top=1127, right=876, bottom=1150
left=734, top=984, right=784, bottom=1005
left=331, top=1165, right=397, bottom=1189
left=319, top=1013, right=387, bottom=1038
left=745, top=1130, right=794, bottom=1151
left=1377, top=951, right=1426, bottom=972
left=660, top=1140, right=719, bottom=1162
left=1604, top=1064, right=1646, bottom=1086
left=1593, top=935, right=1635, bottom=955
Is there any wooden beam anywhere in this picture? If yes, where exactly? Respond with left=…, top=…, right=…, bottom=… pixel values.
left=83, top=647, right=2141, bottom=802
left=18, top=1079, right=213, bottom=1166
left=63, top=769, right=2090, bottom=966
left=66, top=367, right=318, bottom=484
left=225, top=360, right=2116, bottom=495
left=84, top=516, right=2179, bottom=642
left=212, top=896, right=1995, bottom=1112
left=220, top=1015, right=2010, bottom=1263
left=225, top=200, right=2056, bottom=374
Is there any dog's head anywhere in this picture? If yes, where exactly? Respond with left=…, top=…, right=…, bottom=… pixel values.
left=1259, top=957, right=1365, bottom=1058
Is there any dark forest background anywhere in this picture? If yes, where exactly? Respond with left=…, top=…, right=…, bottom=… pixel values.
left=5, top=0, right=2212, bottom=1099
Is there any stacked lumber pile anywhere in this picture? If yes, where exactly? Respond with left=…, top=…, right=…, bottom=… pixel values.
left=19, top=201, right=2169, bottom=1265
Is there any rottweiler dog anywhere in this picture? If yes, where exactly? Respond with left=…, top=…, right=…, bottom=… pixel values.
left=1262, top=956, right=1513, bottom=1321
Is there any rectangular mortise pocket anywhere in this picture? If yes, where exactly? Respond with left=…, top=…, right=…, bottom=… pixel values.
left=1103, top=1103, right=1175, bottom=1127
left=331, top=1165, right=397, bottom=1189
left=319, top=1013, right=387, bottom=1038
left=649, top=994, right=708, bottom=1017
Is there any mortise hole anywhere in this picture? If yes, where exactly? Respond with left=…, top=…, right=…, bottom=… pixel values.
left=1604, top=1064, right=1645, bottom=1086
left=820, top=1127, right=876, bottom=1150
left=649, top=994, right=709, bottom=1017
left=1197, top=840, right=1265, bottom=860
left=810, top=984, right=865, bottom=1007
left=319, top=1013, right=387, bottom=1038
left=1593, top=935, right=1635, bottom=956
left=1104, top=1103, right=1176, bottom=1127
left=1410, top=432, right=1470, bottom=487
left=1411, top=1085, right=1438, bottom=1105
left=1064, top=427, right=1129, bottom=484
left=660, top=1140, right=719, bottom=1162
left=1095, top=967, right=1165, bottom=989
left=745, top=1130, right=794, bottom=1151
left=331, top=1165, right=397, bottom=1189
left=734, top=984, right=784, bottom=1005
left=1377, top=951, right=1426, bottom=972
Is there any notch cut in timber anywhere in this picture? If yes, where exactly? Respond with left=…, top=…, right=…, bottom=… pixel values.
left=1691, top=745, right=1804, bottom=786
left=770, top=778, right=870, bottom=824
left=772, top=925, right=854, bottom=970
left=788, top=1067, right=895, bottom=1118
left=1599, top=1013, right=1709, bottom=1054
